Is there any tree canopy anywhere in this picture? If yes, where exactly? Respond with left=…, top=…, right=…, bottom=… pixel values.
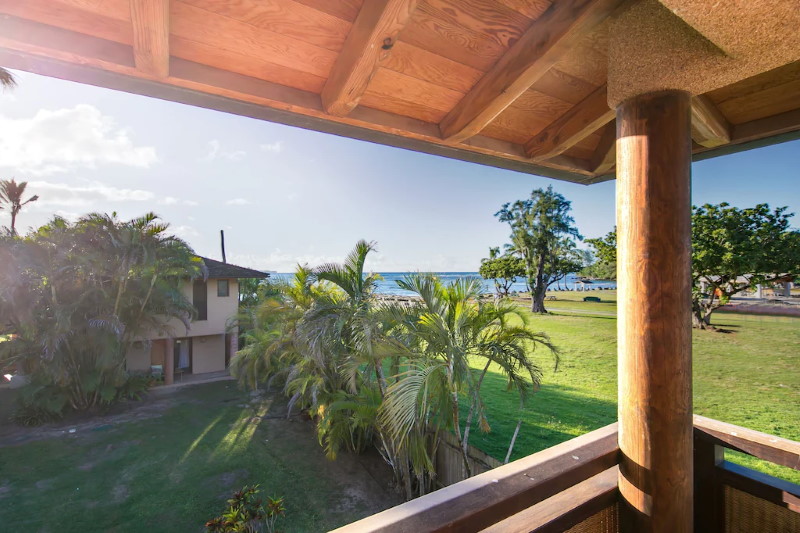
left=0, top=213, right=205, bottom=421
left=581, top=228, right=617, bottom=280
left=495, top=186, right=582, bottom=313
left=691, top=203, right=800, bottom=328
left=478, top=247, right=526, bottom=297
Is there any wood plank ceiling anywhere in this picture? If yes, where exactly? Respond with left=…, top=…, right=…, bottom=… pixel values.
left=0, top=0, right=798, bottom=184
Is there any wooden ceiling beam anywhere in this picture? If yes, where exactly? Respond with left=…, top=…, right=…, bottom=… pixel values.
left=525, top=84, right=614, bottom=160
left=691, top=95, right=731, bottom=148
left=691, top=95, right=730, bottom=148
left=321, top=0, right=418, bottom=117
left=130, top=0, right=170, bottom=78
left=590, top=122, right=616, bottom=175
left=439, top=0, right=622, bottom=143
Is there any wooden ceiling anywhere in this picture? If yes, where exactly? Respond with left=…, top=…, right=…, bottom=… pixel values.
left=0, top=0, right=798, bottom=184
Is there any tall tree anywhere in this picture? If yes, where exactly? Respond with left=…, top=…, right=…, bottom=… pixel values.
left=0, top=179, right=39, bottom=234
left=581, top=228, right=617, bottom=280
left=479, top=247, right=526, bottom=298
left=582, top=207, right=800, bottom=329
left=691, top=203, right=800, bottom=328
left=496, top=186, right=582, bottom=313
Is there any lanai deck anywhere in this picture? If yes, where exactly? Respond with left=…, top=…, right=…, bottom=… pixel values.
left=1, top=1, right=798, bottom=532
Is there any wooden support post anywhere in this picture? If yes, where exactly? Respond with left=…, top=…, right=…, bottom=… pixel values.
left=616, top=90, right=693, bottom=532
left=164, top=338, right=175, bottom=385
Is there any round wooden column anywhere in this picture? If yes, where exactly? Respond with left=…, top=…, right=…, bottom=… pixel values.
left=616, top=91, right=693, bottom=532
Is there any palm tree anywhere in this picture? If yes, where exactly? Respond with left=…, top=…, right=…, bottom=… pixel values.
left=380, top=274, right=556, bottom=489
left=0, top=68, right=15, bottom=90
left=0, top=179, right=39, bottom=234
left=0, top=213, right=202, bottom=414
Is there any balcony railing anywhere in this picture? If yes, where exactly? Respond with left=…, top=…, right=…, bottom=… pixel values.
left=332, top=417, right=800, bottom=532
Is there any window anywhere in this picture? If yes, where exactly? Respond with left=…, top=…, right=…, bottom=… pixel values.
left=193, top=280, right=207, bottom=321
left=217, top=279, right=230, bottom=297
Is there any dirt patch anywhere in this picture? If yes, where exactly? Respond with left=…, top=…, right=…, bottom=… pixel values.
left=0, top=395, right=188, bottom=447
left=112, top=484, right=129, bottom=503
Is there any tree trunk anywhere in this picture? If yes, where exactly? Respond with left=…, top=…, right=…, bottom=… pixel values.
left=462, top=359, right=492, bottom=454
left=450, top=392, right=472, bottom=478
left=532, top=283, right=548, bottom=313
left=504, top=395, right=525, bottom=464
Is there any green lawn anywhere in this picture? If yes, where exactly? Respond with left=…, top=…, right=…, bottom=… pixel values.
left=0, top=382, right=400, bottom=532
left=465, top=291, right=800, bottom=483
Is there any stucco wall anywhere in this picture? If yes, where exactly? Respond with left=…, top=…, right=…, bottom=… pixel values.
left=192, top=334, right=226, bottom=374
left=151, top=278, right=239, bottom=340
left=127, top=342, right=152, bottom=372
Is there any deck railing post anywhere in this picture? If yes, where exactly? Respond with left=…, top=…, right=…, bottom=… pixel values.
left=693, top=434, right=724, bottom=532
left=616, top=90, right=693, bottom=532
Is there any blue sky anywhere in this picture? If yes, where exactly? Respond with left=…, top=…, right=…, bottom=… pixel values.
left=1, top=70, right=798, bottom=271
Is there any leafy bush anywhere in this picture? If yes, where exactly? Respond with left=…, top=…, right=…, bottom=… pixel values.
left=11, top=379, right=68, bottom=426
left=10, top=372, right=153, bottom=426
left=0, top=213, right=204, bottom=415
left=205, top=485, right=285, bottom=533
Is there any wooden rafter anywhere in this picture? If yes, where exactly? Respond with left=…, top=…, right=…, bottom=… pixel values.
left=439, top=0, right=622, bottom=143
left=691, top=95, right=731, bottom=148
left=130, top=0, right=170, bottom=78
left=525, top=84, right=614, bottom=160
left=590, top=122, right=616, bottom=174
left=321, top=0, right=418, bottom=116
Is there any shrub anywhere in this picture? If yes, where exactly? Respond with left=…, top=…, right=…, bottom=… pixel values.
left=205, top=485, right=285, bottom=533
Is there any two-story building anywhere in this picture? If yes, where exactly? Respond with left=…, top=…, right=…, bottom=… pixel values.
left=126, top=257, right=267, bottom=385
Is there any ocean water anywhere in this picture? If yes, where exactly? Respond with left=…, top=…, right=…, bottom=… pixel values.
left=270, top=272, right=616, bottom=297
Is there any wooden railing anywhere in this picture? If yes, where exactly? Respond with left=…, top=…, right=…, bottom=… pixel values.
left=332, top=417, right=800, bottom=533
left=331, top=423, right=620, bottom=533
left=693, top=415, right=800, bottom=532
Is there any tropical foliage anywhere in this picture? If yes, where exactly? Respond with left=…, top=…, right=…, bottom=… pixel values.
left=0, top=212, right=205, bottom=422
left=495, top=186, right=582, bottom=313
left=230, top=241, right=557, bottom=500
left=0, top=179, right=39, bottom=234
left=581, top=228, right=617, bottom=280
left=205, top=485, right=285, bottom=533
left=569, top=204, right=800, bottom=329
left=478, top=247, right=525, bottom=297
left=691, top=203, right=800, bottom=328
left=0, top=67, right=14, bottom=89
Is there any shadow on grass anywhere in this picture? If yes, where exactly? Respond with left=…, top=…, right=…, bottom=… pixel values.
left=464, top=369, right=617, bottom=462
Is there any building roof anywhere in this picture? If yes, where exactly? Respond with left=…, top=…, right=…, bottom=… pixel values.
left=0, top=2, right=797, bottom=184
left=199, top=257, right=268, bottom=280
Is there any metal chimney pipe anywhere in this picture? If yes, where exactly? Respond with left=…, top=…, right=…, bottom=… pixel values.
left=220, top=229, right=227, bottom=263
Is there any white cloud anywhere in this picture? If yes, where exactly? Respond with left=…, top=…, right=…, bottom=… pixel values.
left=260, top=141, right=284, bottom=154
left=201, top=140, right=246, bottom=162
left=159, top=196, right=199, bottom=206
left=171, top=225, right=200, bottom=239
left=225, top=198, right=251, bottom=206
left=29, top=180, right=154, bottom=208
left=0, top=104, right=157, bottom=175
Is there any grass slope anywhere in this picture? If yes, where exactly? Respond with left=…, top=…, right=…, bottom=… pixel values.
left=0, top=382, right=399, bottom=532
left=465, top=292, right=800, bottom=483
